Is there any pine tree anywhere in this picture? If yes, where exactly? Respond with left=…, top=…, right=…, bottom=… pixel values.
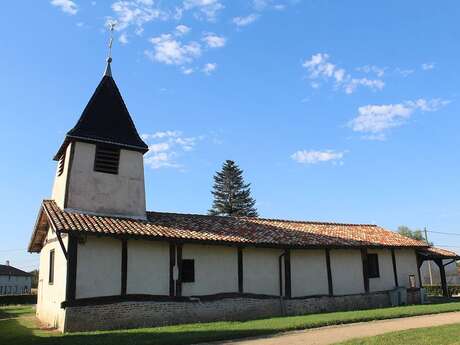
left=209, top=160, right=258, bottom=217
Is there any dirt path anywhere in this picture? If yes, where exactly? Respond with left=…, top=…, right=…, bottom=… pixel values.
left=208, top=311, right=460, bottom=345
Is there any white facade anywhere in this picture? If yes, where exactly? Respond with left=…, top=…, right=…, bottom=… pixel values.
left=291, top=249, right=329, bottom=297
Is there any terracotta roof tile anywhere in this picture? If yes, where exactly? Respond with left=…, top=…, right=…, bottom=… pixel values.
left=28, top=200, right=430, bottom=252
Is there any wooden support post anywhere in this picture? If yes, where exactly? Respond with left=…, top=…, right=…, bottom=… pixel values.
left=237, top=247, right=243, bottom=293
left=175, top=244, right=183, bottom=297
left=361, top=248, right=369, bottom=293
left=325, top=248, right=333, bottom=296
left=121, top=239, right=127, bottom=296
left=416, top=254, right=424, bottom=288
left=65, top=233, right=78, bottom=302
left=284, top=249, right=291, bottom=298
left=391, top=248, right=398, bottom=287
left=169, top=243, right=175, bottom=296
left=435, top=259, right=449, bottom=297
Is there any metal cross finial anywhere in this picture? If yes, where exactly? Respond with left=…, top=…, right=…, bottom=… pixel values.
left=104, top=22, right=116, bottom=77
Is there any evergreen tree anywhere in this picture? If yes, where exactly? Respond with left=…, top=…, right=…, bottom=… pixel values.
left=209, top=160, right=258, bottom=217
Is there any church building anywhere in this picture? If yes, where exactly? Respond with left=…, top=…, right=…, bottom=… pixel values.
left=28, top=57, right=459, bottom=332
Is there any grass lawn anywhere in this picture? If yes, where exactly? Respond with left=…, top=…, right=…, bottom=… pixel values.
left=340, top=323, right=460, bottom=344
left=2, top=302, right=460, bottom=345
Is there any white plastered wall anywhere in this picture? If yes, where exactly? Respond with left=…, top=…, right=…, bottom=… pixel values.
left=330, top=249, right=365, bottom=295
left=181, top=244, right=238, bottom=296
left=127, top=240, right=169, bottom=295
left=51, top=143, right=73, bottom=208
left=66, top=141, right=146, bottom=218
left=243, top=247, right=282, bottom=296
left=36, top=227, right=67, bottom=330
left=395, top=248, right=420, bottom=288
left=368, top=249, right=396, bottom=292
left=76, top=236, right=122, bottom=298
left=291, top=249, right=329, bottom=297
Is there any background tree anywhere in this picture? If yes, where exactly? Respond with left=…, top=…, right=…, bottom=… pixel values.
left=209, top=160, right=258, bottom=217
left=28, top=269, right=39, bottom=289
left=397, top=225, right=431, bottom=244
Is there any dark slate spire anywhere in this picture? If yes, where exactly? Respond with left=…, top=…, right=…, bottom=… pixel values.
left=54, top=25, right=148, bottom=160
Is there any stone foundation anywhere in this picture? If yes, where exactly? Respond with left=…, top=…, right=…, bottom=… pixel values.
left=63, top=291, right=418, bottom=332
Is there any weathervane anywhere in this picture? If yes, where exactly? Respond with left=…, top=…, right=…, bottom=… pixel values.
left=104, top=22, right=116, bottom=77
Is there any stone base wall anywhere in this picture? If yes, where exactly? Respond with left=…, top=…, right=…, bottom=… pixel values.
left=63, top=291, right=417, bottom=332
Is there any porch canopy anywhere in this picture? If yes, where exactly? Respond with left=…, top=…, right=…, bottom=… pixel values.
left=417, top=247, right=460, bottom=297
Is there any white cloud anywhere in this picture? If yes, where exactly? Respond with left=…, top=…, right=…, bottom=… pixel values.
left=302, top=53, right=385, bottom=94
left=142, top=130, right=201, bottom=169
left=291, top=150, right=345, bottom=165
left=233, top=14, right=259, bottom=27
left=107, top=0, right=164, bottom=31
left=395, top=68, right=415, bottom=77
left=422, top=63, right=435, bottom=71
left=202, top=33, right=226, bottom=48
left=356, top=65, right=385, bottom=77
left=146, top=34, right=201, bottom=65
left=181, top=67, right=194, bottom=75
left=119, top=32, right=129, bottom=44
left=50, top=0, right=78, bottom=15
left=349, top=98, right=450, bottom=138
left=182, top=0, right=224, bottom=21
left=175, top=24, right=191, bottom=36
left=202, top=63, right=217, bottom=75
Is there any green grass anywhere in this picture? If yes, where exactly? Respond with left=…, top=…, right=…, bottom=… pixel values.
left=339, top=323, right=460, bottom=345
left=2, top=302, right=460, bottom=345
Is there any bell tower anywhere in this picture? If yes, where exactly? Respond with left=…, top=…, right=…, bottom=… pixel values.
left=51, top=27, right=148, bottom=219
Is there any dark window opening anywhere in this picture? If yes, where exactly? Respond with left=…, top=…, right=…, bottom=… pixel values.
left=57, top=151, right=66, bottom=176
left=49, top=249, right=55, bottom=284
left=367, top=253, right=380, bottom=278
left=182, top=259, right=195, bottom=283
left=94, top=145, right=120, bottom=175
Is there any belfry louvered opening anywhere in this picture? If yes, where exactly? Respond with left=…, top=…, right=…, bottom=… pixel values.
left=57, top=151, right=66, bottom=176
left=94, top=145, right=120, bottom=175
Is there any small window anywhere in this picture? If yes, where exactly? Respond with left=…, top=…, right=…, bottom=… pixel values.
left=94, top=145, right=120, bottom=175
left=49, top=249, right=55, bottom=285
left=367, top=253, right=380, bottom=278
left=57, top=152, right=66, bottom=176
left=182, top=259, right=195, bottom=283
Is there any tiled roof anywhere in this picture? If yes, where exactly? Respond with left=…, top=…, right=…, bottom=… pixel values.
left=418, top=246, right=460, bottom=259
left=29, top=200, right=429, bottom=252
left=0, top=265, right=31, bottom=277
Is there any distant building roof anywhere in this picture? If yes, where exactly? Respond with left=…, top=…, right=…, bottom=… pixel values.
left=29, top=200, right=430, bottom=252
left=54, top=75, right=148, bottom=160
left=418, top=246, right=460, bottom=260
left=0, top=265, right=31, bottom=277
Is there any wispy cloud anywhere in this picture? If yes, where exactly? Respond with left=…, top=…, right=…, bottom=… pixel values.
left=395, top=68, right=415, bottom=77
left=356, top=65, right=385, bottom=77
left=119, top=32, right=129, bottom=44
left=50, top=0, right=78, bottom=15
left=145, top=34, right=201, bottom=65
left=422, top=62, right=435, bottom=71
left=202, top=63, right=217, bottom=75
left=107, top=0, right=165, bottom=32
left=302, top=53, right=385, bottom=94
left=182, top=0, right=224, bottom=22
left=175, top=24, right=191, bottom=36
left=142, top=130, right=202, bottom=169
left=349, top=98, right=450, bottom=139
left=202, top=32, right=226, bottom=48
left=233, top=14, right=259, bottom=27
left=291, top=150, right=345, bottom=165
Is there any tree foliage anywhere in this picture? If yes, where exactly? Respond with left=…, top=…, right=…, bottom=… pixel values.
left=397, top=225, right=428, bottom=243
left=209, top=160, right=258, bottom=217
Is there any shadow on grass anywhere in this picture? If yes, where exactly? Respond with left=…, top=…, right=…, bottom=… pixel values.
left=1, top=317, right=274, bottom=345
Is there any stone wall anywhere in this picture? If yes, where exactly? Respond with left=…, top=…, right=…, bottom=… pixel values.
left=63, top=290, right=409, bottom=332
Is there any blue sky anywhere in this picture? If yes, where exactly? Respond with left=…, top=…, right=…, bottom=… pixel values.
left=2, top=0, right=460, bottom=271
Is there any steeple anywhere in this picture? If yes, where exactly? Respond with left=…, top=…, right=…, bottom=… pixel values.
left=53, top=23, right=148, bottom=160
left=50, top=25, right=148, bottom=219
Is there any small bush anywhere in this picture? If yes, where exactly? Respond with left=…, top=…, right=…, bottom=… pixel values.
left=0, top=294, right=36, bottom=306
left=424, top=285, right=460, bottom=296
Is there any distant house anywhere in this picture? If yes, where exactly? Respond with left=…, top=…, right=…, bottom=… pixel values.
left=28, top=58, right=460, bottom=332
left=0, top=262, right=32, bottom=295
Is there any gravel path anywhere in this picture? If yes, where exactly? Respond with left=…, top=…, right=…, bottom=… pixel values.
left=205, top=311, right=460, bottom=345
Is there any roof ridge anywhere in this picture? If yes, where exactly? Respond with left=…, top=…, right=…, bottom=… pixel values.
left=146, top=210, right=377, bottom=227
